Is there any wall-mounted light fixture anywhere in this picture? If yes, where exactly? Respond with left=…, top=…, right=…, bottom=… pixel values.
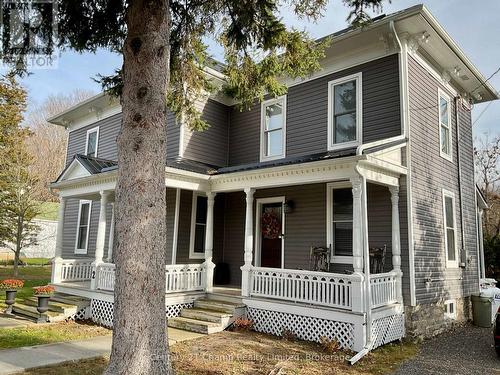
left=284, top=200, right=295, bottom=213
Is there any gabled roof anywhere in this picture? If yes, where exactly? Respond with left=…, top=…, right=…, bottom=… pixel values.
left=55, top=154, right=118, bottom=183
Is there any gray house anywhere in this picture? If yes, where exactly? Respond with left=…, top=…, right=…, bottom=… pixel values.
left=46, top=5, right=496, bottom=357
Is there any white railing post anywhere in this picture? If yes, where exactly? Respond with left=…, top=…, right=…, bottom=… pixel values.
left=204, top=192, right=216, bottom=293
left=350, top=274, right=365, bottom=313
left=241, top=187, right=255, bottom=297
left=91, top=191, right=109, bottom=289
left=51, top=196, right=66, bottom=284
left=350, top=177, right=363, bottom=274
left=107, top=202, right=115, bottom=262
left=389, top=185, right=403, bottom=304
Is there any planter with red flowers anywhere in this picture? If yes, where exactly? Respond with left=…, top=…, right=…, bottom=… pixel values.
left=33, top=285, right=55, bottom=323
left=0, top=279, right=24, bottom=315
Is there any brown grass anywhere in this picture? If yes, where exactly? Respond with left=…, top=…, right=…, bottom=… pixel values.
left=14, top=330, right=418, bottom=375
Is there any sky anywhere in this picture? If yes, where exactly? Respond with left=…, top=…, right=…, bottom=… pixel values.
left=16, top=0, right=500, bottom=138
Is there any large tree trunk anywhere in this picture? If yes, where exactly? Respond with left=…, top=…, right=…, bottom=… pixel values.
left=104, top=0, right=172, bottom=374
left=13, top=215, right=23, bottom=277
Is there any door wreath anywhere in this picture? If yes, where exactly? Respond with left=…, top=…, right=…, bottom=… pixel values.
left=261, top=210, right=281, bottom=239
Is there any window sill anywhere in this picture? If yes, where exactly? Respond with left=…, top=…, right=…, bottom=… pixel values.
left=330, top=255, right=353, bottom=264
left=439, top=151, right=453, bottom=162
left=74, top=249, right=88, bottom=255
left=328, top=141, right=360, bottom=152
left=260, top=154, right=286, bottom=163
left=189, top=252, right=205, bottom=260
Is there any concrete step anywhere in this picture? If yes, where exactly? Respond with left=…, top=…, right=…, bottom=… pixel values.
left=49, top=293, right=89, bottom=309
left=22, top=298, right=77, bottom=315
left=167, top=316, right=223, bottom=334
left=180, top=308, right=232, bottom=324
left=194, top=298, right=244, bottom=314
left=12, top=304, right=66, bottom=322
left=206, top=292, right=243, bottom=305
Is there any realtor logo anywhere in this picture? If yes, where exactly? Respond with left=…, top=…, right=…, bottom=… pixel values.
left=0, top=0, right=58, bottom=69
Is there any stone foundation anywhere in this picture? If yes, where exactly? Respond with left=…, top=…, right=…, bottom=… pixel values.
left=405, top=297, right=471, bottom=340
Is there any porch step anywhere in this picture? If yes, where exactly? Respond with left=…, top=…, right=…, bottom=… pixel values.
left=180, top=308, right=232, bottom=324
left=193, top=298, right=244, bottom=314
left=206, top=292, right=243, bottom=305
left=11, top=304, right=66, bottom=322
left=167, top=316, right=223, bottom=334
left=22, top=297, right=78, bottom=315
left=49, top=293, right=90, bottom=309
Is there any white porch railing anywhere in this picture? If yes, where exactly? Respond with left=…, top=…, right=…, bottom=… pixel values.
left=369, top=271, right=398, bottom=309
left=95, top=263, right=115, bottom=291
left=249, top=267, right=363, bottom=311
left=57, top=258, right=94, bottom=282
left=165, top=264, right=205, bottom=293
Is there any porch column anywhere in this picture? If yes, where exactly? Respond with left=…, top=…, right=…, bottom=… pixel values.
left=51, top=196, right=67, bottom=283
left=389, top=185, right=403, bottom=303
left=91, top=190, right=109, bottom=289
left=204, top=192, right=216, bottom=293
left=350, top=177, right=364, bottom=273
left=241, top=187, right=255, bottom=297
left=106, top=203, right=115, bottom=262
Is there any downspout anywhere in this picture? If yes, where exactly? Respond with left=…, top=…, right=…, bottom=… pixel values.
left=349, top=165, right=372, bottom=365
left=454, top=97, right=467, bottom=267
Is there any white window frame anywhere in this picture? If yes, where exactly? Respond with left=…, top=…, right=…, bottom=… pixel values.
left=438, top=89, right=452, bottom=162
left=442, top=189, right=458, bottom=268
left=327, top=72, right=363, bottom=151
left=75, top=200, right=92, bottom=254
left=444, top=299, right=457, bottom=320
left=85, top=126, right=99, bottom=157
left=326, top=181, right=354, bottom=264
left=260, top=96, right=286, bottom=162
left=189, top=191, right=207, bottom=260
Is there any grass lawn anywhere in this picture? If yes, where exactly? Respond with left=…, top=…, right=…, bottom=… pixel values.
left=0, top=266, right=52, bottom=307
left=15, top=331, right=419, bottom=375
left=36, top=201, right=59, bottom=221
left=0, top=321, right=111, bottom=350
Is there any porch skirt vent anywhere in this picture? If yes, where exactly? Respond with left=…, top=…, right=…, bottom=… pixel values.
left=371, top=313, right=405, bottom=349
left=247, top=307, right=355, bottom=350
left=89, top=299, right=194, bottom=328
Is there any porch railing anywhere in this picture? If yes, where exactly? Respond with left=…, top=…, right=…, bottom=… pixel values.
left=57, top=258, right=94, bottom=282
left=249, top=267, right=363, bottom=311
left=369, top=271, right=398, bottom=309
left=89, top=262, right=206, bottom=293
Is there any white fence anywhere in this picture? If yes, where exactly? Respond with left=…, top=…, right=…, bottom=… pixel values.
left=58, top=259, right=93, bottom=282
left=249, top=267, right=362, bottom=310
left=96, top=263, right=115, bottom=291
left=165, top=264, right=205, bottom=293
left=369, top=272, right=398, bottom=309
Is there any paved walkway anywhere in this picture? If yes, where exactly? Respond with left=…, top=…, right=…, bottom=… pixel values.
left=0, top=328, right=203, bottom=374
left=0, top=316, right=31, bottom=329
left=394, top=325, right=500, bottom=375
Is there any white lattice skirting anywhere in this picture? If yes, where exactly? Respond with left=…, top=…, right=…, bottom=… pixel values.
left=247, top=307, right=355, bottom=350
left=90, top=299, right=194, bottom=328
left=371, top=313, right=405, bottom=349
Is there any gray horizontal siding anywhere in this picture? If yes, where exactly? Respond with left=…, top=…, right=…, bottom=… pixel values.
left=182, top=99, right=230, bottom=167
left=228, top=54, right=401, bottom=166
left=167, top=111, right=181, bottom=159
left=408, top=55, right=479, bottom=304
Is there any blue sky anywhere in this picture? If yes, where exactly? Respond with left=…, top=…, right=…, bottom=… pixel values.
left=18, top=0, right=500, bottom=137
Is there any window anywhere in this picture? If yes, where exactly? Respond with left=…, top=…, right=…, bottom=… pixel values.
left=85, top=127, right=99, bottom=157
left=442, top=190, right=458, bottom=267
left=189, top=192, right=207, bottom=259
left=438, top=90, right=452, bottom=161
left=75, top=200, right=92, bottom=254
left=260, top=96, right=286, bottom=161
left=327, top=182, right=353, bottom=263
left=328, top=73, right=362, bottom=151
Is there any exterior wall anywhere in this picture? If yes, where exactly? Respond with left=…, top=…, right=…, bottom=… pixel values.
left=407, top=55, right=479, bottom=311
left=228, top=54, right=401, bottom=166
left=181, top=99, right=230, bottom=167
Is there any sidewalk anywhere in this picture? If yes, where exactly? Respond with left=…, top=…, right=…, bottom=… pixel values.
left=0, top=328, right=203, bottom=374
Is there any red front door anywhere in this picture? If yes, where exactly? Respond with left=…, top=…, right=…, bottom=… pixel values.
left=259, top=202, right=283, bottom=268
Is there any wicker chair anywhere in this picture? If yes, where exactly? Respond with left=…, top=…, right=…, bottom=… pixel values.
left=309, top=245, right=331, bottom=272
left=369, top=245, right=387, bottom=274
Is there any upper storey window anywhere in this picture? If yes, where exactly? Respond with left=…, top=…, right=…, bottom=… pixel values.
left=85, top=127, right=99, bottom=157
left=260, top=96, right=286, bottom=161
left=439, top=90, right=452, bottom=161
left=328, top=73, right=362, bottom=151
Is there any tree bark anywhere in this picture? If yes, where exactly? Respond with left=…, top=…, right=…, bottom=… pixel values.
left=13, top=215, right=23, bottom=277
left=104, top=0, right=172, bottom=374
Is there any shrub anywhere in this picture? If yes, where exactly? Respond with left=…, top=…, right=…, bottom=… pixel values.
left=0, top=279, right=24, bottom=290
left=281, top=328, right=297, bottom=341
left=33, top=285, right=55, bottom=295
left=319, top=336, right=341, bottom=353
left=232, top=317, right=254, bottom=331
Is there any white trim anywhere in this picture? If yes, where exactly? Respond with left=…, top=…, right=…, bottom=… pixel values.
left=57, top=159, right=92, bottom=182
left=189, top=191, right=207, bottom=260
left=85, top=126, right=100, bottom=157
left=255, top=196, right=286, bottom=268
left=326, top=181, right=354, bottom=264
left=410, top=52, right=459, bottom=97
left=442, top=189, right=458, bottom=268
left=444, top=299, right=457, bottom=320
left=75, top=200, right=92, bottom=254
left=327, top=73, right=363, bottom=151
left=260, top=96, right=287, bottom=162
left=438, top=89, right=453, bottom=162
left=171, top=188, right=181, bottom=264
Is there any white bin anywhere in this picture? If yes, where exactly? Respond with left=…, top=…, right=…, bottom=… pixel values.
left=480, top=278, right=500, bottom=324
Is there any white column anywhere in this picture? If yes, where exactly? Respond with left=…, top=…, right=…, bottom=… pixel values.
left=241, top=187, right=255, bottom=297
left=51, top=196, right=67, bottom=283
left=91, top=190, right=109, bottom=289
left=171, top=188, right=180, bottom=265
left=350, top=177, right=364, bottom=274
left=478, top=209, right=485, bottom=279
left=204, top=192, right=216, bottom=293
left=106, top=203, right=115, bottom=263
left=389, top=185, right=403, bottom=304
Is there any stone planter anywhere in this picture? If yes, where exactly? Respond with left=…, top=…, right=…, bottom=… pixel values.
left=35, top=295, right=51, bottom=323
left=3, top=290, right=17, bottom=315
